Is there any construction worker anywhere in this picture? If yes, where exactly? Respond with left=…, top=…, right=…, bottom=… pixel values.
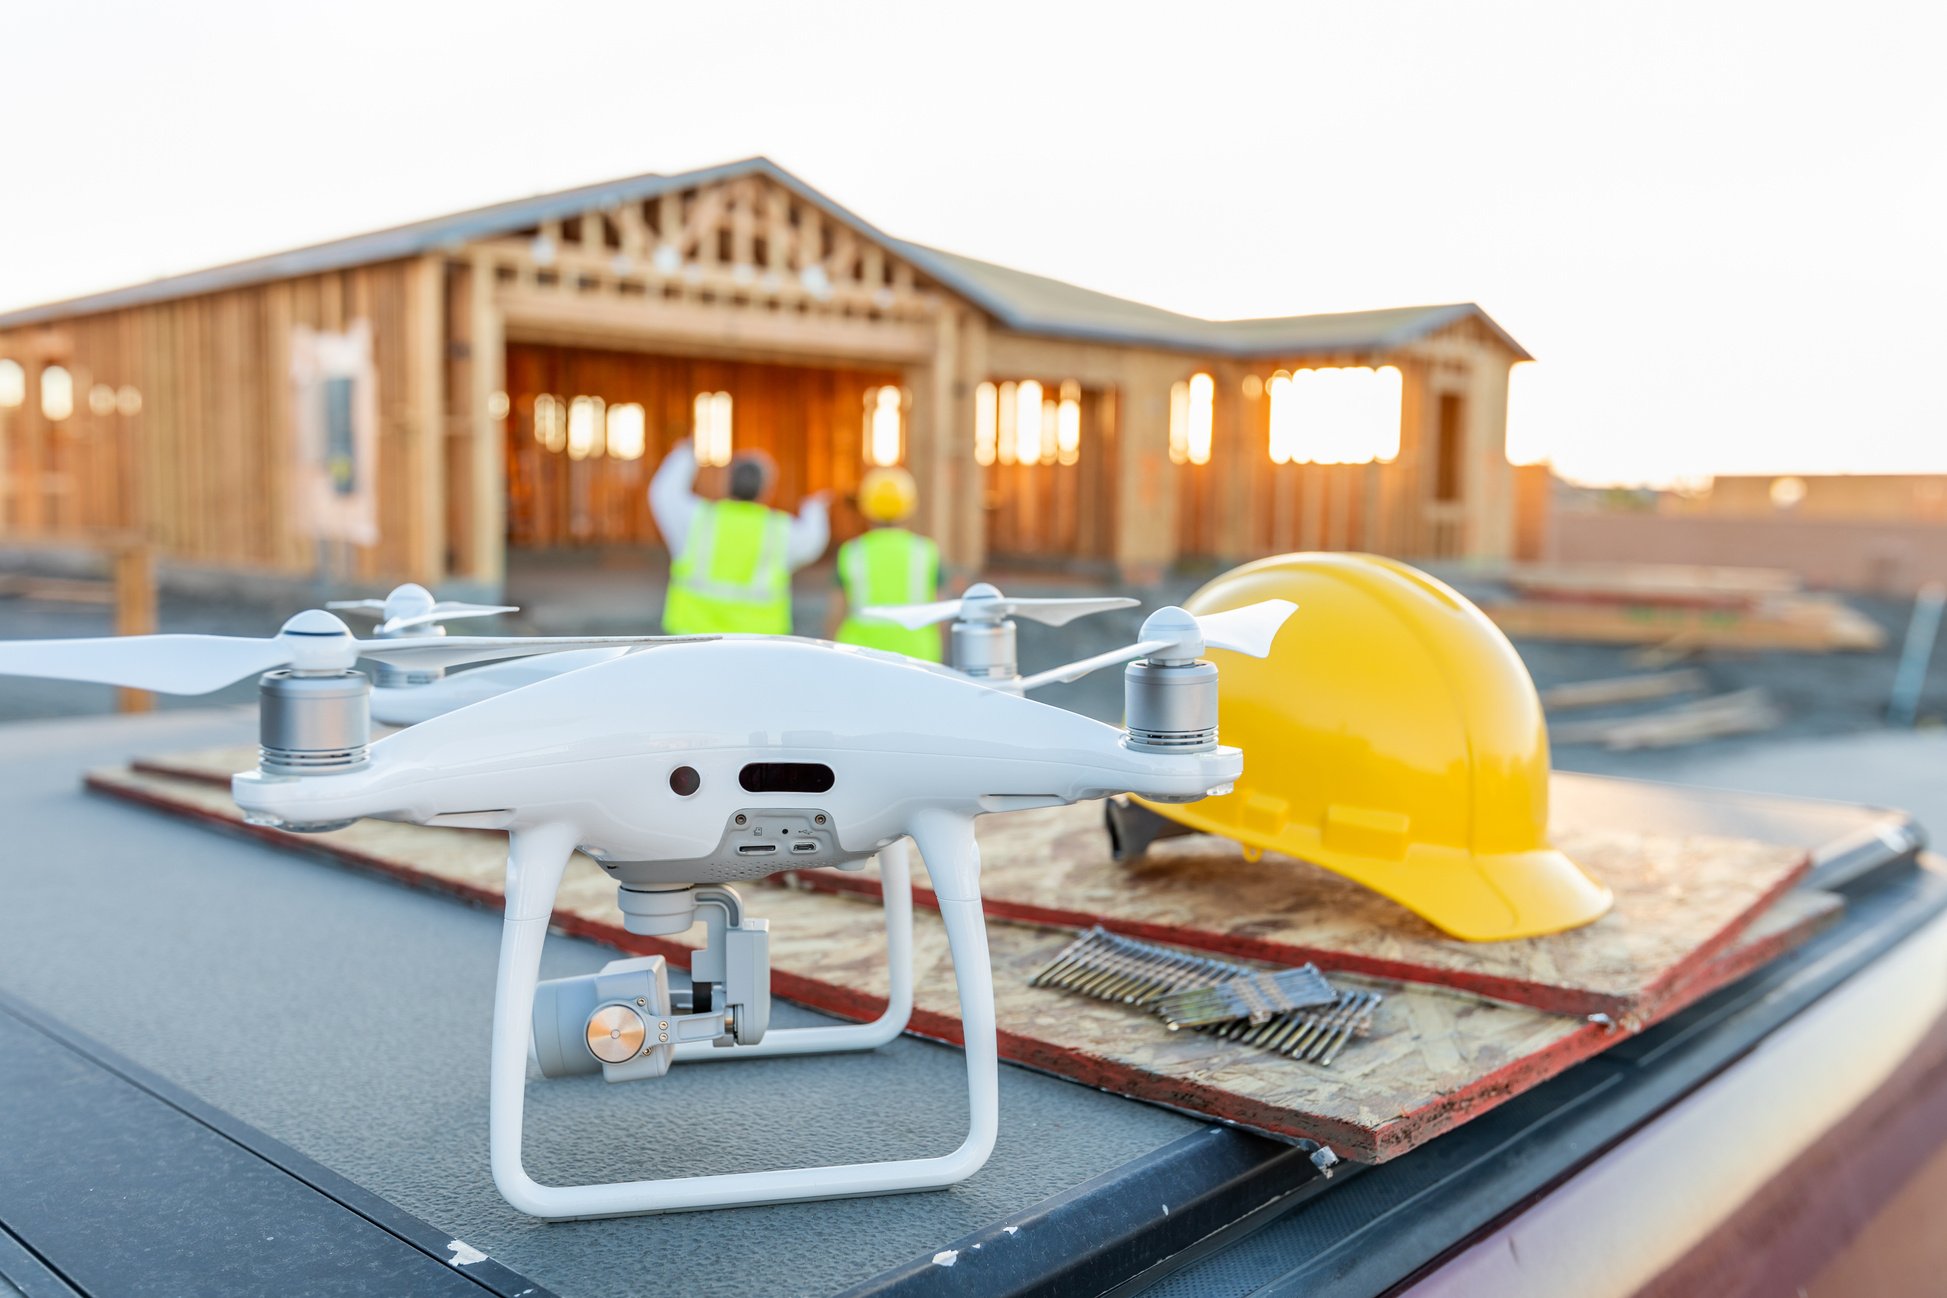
left=650, top=441, right=829, bottom=635
left=829, top=466, right=943, bottom=661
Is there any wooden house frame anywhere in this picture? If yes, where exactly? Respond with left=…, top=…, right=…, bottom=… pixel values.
left=0, top=157, right=1531, bottom=595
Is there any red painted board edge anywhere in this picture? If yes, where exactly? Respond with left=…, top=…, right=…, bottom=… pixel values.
left=778, top=848, right=1811, bottom=1022
left=84, top=771, right=1828, bottom=1164
left=126, top=757, right=1808, bottom=1019
left=131, top=758, right=233, bottom=788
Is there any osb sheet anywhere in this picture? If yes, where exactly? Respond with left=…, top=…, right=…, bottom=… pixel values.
left=127, top=750, right=1809, bottom=1017
left=770, top=803, right=1804, bottom=1019
left=84, top=765, right=1839, bottom=1162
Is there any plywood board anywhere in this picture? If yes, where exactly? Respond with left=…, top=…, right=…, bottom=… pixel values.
left=126, top=749, right=1808, bottom=1019
left=84, top=765, right=1838, bottom=1163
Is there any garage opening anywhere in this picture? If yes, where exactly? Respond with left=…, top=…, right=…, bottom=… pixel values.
left=503, top=342, right=902, bottom=556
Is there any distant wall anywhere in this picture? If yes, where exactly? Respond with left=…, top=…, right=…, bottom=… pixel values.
left=1683, top=473, right=1947, bottom=522
left=1513, top=463, right=1551, bottom=561
left=1551, top=510, right=1947, bottom=594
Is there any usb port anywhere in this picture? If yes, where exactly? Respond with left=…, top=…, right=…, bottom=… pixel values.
left=791, top=840, right=819, bottom=853
left=736, top=843, right=778, bottom=856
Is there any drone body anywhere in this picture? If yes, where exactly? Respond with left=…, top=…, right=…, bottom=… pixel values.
left=237, top=638, right=1238, bottom=876
left=0, top=585, right=1294, bottom=1220
left=361, top=580, right=1140, bottom=728
left=369, top=646, right=630, bottom=726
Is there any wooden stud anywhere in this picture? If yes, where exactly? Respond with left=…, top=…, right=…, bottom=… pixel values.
left=406, top=255, right=447, bottom=584
left=113, top=541, right=157, bottom=713
left=469, top=255, right=507, bottom=588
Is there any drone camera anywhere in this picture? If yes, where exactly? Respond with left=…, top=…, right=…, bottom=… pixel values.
left=537, top=887, right=771, bottom=1081
left=532, top=954, right=676, bottom=1081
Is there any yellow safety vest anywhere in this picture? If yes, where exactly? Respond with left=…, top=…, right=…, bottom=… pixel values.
left=836, top=527, right=942, bottom=661
left=662, top=500, right=793, bottom=635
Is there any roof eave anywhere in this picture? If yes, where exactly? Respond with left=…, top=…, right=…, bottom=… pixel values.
left=0, top=156, right=787, bottom=331
left=983, top=303, right=1532, bottom=364
left=0, top=158, right=1533, bottom=366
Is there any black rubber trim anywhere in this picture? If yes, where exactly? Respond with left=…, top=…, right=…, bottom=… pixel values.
left=1807, top=812, right=1926, bottom=891
left=833, top=1126, right=1337, bottom=1298
left=0, top=1219, right=84, bottom=1298
left=1231, top=855, right=1947, bottom=1297
left=0, top=991, right=554, bottom=1298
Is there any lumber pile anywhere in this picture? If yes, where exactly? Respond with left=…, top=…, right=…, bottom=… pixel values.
left=0, top=573, right=117, bottom=604
left=1550, top=688, right=1782, bottom=750
left=1488, top=563, right=1884, bottom=653
left=1539, top=668, right=1706, bottom=710
left=1509, top=563, right=1800, bottom=608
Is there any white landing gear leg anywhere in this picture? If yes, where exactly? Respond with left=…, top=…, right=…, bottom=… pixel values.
left=672, top=837, right=915, bottom=1062
left=487, top=820, right=999, bottom=1219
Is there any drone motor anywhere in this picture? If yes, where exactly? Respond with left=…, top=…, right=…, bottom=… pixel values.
left=869, top=582, right=1142, bottom=683
left=949, top=614, right=1018, bottom=679
left=1122, top=655, right=1220, bottom=756
left=257, top=669, right=372, bottom=776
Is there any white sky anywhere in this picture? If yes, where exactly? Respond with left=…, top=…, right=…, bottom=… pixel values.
left=2, top=0, right=1942, bottom=486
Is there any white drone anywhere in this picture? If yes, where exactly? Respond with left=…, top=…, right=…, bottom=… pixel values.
left=370, top=581, right=1150, bottom=727
left=320, top=583, right=539, bottom=724
left=0, top=586, right=1295, bottom=1220
left=325, top=581, right=519, bottom=639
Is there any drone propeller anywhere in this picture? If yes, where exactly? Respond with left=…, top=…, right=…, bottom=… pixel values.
left=0, top=608, right=706, bottom=695
left=864, top=582, right=1137, bottom=631
left=327, top=583, right=519, bottom=637
left=1015, top=599, right=1297, bottom=691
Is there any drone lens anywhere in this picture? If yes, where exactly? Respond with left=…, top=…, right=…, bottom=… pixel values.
left=585, top=1004, right=648, bottom=1064
left=669, top=766, right=701, bottom=797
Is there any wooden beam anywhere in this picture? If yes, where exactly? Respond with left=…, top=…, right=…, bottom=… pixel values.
left=1213, top=363, right=1252, bottom=558
left=796, top=209, right=823, bottom=272
left=904, top=311, right=957, bottom=564
left=615, top=201, right=649, bottom=263
left=824, top=227, right=859, bottom=283
left=496, top=288, right=938, bottom=366
left=471, top=237, right=938, bottom=319
left=468, top=256, right=507, bottom=590
left=113, top=540, right=156, bottom=713
left=952, top=312, right=989, bottom=573
left=1113, top=356, right=1181, bottom=582
left=17, top=356, right=43, bottom=531
left=679, top=188, right=726, bottom=262
left=764, top=186, right=792, bottom=273
left=729, top=179, right=756, bottom=269
left=406, top=256, right=446, bottom=583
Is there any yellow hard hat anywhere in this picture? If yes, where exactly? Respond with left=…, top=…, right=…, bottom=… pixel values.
left=859, top=466, right=918, bottom=524
left=1139, top=552, right=1611, bottom=941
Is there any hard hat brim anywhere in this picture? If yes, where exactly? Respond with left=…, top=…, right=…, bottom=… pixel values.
left=1133, top=797, right=1614, bottom=942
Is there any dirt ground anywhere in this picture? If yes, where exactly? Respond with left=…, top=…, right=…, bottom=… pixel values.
left=0, top=554, right=1943, bottom=789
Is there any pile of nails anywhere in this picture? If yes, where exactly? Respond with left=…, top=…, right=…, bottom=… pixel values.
left=1028, top=926, right=1384, bottom=1066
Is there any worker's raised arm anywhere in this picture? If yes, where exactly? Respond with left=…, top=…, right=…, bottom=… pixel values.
left=785, top=490, right=833, bottom=570
left=648, top=442, right=700, bottom=555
